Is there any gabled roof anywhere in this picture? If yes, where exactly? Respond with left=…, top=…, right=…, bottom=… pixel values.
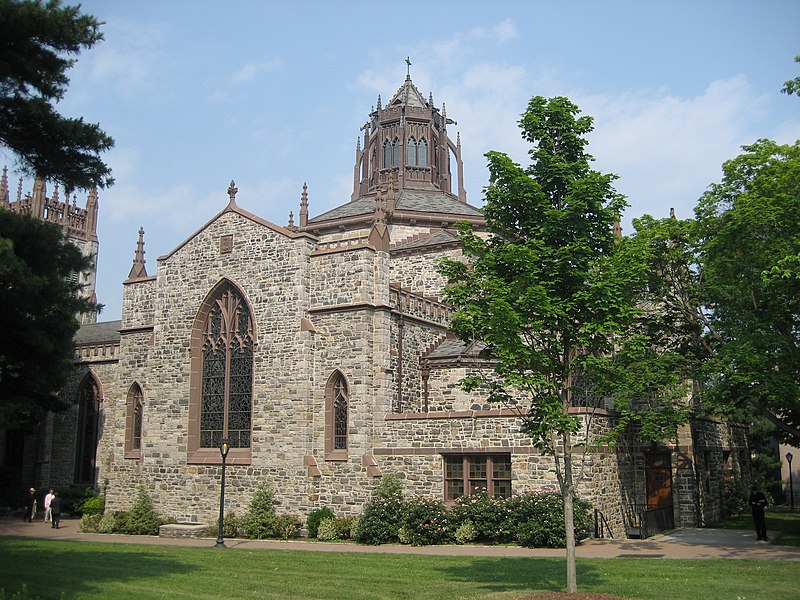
left=392, top=229, right=460, bottom=251
left=424, top=338, right=488, bottom=361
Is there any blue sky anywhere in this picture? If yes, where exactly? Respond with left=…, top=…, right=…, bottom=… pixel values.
left=9, top=1, right=800, bottom=320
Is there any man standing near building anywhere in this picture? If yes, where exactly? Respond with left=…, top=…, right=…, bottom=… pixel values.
left=749, top=485, right=768, bottom=541
left=23, top=488, right=36, bottom=522
left=49, top=492, right=62, bottom=529
left=43, top=489, right=55, bottom=523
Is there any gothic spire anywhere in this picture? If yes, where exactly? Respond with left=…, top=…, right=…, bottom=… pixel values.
left=128, top=227, right=148, bottom=279
left=0, top=166, right=8, bottom=207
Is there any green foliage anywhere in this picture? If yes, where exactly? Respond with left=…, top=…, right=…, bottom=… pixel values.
left=353, top=475, right=404, bottom=545
left=510, top=492, right=592, bottom=548
left=316, top=517, right=338, bottom=541
left=454, top=519, right=477, bottom=544
left=58, top=485, right=96, bottom=516
left=0, top=0, right=113, bottom=189
left=121, top=487, right=161, bottom=536
left=78, top=513, right=101, bottom=533
left=449, top=492, right=514, bottom=544
left=333, top=516, right=355, bottom=539
left=272, top=514, right=301, bottom=539
left=239, top=482, right=278, bottom=539
left=399, top=497, right=450, bottom=546
left=781, top=54, right=800, bottom=96
left=307, top=507, right=335, bottom=538
left=0, top=210, right=99, bottom=429
left=77, top=495, right=105, bottom=516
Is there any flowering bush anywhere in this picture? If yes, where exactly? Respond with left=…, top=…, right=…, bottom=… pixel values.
left=400, top=496, right=451, bottom=546
left=454, top=519, right=477, bottom=544
left=449, top=492, right=514, bottom=543
left=353, top=474, right=404, bottom=545
left=508, top=492, right=592, bottom=548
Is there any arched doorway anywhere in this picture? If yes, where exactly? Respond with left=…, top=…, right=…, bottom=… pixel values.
left=74, top=374, right=101, bottom=485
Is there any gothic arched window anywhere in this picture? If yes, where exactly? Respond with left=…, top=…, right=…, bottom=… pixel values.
left=189, top=281, right=256, bottom=464
left=383, top=140, right=392, bottom=169
left=124, top=383, right=144, bottom=459
left=325, top=370, right=349, bottom=460
left=418, top=138, right=428, bottom=167
left=392, top=138, right=401, bottom=167
left=75, top=374, right=101, bottom=484
left=407, top=137, right=418, bottom=166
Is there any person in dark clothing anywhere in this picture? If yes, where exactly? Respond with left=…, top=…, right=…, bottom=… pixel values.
left=23, top=488, right=36, bottom=522
left=749, top=486, right=768, bottom=541
left=49, top=492, right=62, bottom=529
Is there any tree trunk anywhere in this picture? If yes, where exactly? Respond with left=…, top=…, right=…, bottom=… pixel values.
left=564, top=454, right=577, bottom=594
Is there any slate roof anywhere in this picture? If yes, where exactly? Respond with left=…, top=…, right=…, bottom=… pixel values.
left=424, top=338, right=488, bottom=360
left=308, top=190, right=483, bottom=224
left=75, top=320, right=121, bottom=345
left=392, top=229, right=460, bottom=251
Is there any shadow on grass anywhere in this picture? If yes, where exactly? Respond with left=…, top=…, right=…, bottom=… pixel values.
left=435, top=556, right=603, bottom=596
left=0, top=538, right=198, bottom=599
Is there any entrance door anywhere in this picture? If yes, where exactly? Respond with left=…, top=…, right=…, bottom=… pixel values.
left=645, top=453, right=673, bottom=507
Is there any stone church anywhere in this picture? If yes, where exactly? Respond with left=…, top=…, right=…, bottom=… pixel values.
left=2, top=74, right=748, bottom=538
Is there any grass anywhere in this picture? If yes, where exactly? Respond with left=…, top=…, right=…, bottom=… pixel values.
left=0, top=537, right=796, bottom=600
left=711, top=507, right=800, bottom=546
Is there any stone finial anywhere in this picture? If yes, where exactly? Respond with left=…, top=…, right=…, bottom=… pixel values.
left=670, top=207, right=676, bottom=219
left=613, top=219, right=622, bottom=240
left=376, top=94, right=382, bottom=110
left=299, top=182, right=308, bottom=228
left=288, top=210, right=294, bottom=228
left=0, top=166, right=8, bottom=206
left=227, top=180, right=238, bottom=206
left=128, top=227, right=148, bottom=279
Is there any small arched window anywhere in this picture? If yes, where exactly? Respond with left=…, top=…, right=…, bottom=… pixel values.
left=125, top=383, right=144, bottom=458
left=407, top=137, right=418, bottom=166
left=418, top=138, right=428, bottom=167
left=392, top=138, right=401, bottom=167
left=325, top=370, right=349, bottom=460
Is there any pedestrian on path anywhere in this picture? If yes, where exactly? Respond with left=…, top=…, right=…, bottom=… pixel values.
left=23, top=488, right=36, bottom=523
left=749, top=485, right=768, bottom=541
left=44, top=489, right=55, bottom=523
left=49, top=492, right=62, bottom=529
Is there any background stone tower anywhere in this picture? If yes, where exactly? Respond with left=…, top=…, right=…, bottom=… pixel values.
left=0, top=167, right=100, bottom=324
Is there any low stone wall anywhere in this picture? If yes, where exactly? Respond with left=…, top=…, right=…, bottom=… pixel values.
left=158, top=523, right=208, bottom=538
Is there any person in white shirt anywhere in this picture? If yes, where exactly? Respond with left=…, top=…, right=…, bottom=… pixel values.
left=43, top=489, right=55, bottom=523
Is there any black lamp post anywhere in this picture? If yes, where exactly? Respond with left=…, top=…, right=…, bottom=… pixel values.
left=214, top=439, right=231, bottom=547
left=787, top=452, right=795, bottom=510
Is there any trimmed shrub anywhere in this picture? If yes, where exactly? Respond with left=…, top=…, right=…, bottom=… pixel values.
left=509, top=492, right=592, bottom=548
left=98, top=511, right=127, bottom=534
left=78, top=495, right=105, bottom=516
left=334, top=516, right=355, bottom=539
left=239, top=482, right=277, bottom=539
left=60, top=485, right=96, bottom=516
left=400, top=496, right=450, bottom=546
left=79, top=513, right=102, bottom=533
left=354, top=474, right=404, bottom=545
left=454, top=519, right=477, bottom=544
left=121, top=487, right=161, bottom=536
left=316, top=517, right=338, bottom=541
left=307, top=507, right=335, bottom=538
left=273, top=514, right=302, bottom=539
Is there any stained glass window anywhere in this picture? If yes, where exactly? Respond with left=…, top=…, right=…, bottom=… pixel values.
left=199, top=286, right=254, bottom=448
left=333, top=376, right=348, bottom=450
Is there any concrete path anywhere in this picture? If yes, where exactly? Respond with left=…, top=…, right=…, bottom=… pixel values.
left=2, top=517, right=798, bottom=561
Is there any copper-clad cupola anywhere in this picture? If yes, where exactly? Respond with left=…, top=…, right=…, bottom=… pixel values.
left=351, top=58, right=466, bottom=203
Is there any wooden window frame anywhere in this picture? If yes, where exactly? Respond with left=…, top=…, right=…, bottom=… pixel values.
left=442, top=453, right=512, bottom=502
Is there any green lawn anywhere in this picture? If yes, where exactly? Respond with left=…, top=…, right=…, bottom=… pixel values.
left=0, top=537, right=795, bottom=600
left=712, top=508, right=800, bottom=546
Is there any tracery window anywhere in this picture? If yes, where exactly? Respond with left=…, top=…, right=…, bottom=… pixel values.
left=124, top=383, right=144, bottom=458
left=392, top=138, right=400, bottom=167
left=383, top=140, right=392, bottom=168
left=325, top=370, right=349, bottom=460
left=189, top=281, right=255, bottom=463
left=407, top=137, right=418, bottom=166
left=418, top=138, right=428, bottom=166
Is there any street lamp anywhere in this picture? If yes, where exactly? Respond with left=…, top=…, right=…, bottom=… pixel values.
left=787, top=452, right=795, bottom=510
left=215, top=439, right=231, bottom=548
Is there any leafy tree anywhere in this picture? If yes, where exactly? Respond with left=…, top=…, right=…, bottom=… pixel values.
left=0, top=0, right=114, bottom=190
left=782, top=54, right=800, bottom=97
left=0, top=209, right=97, bottom=428
left=439, top=96, right=687, bottom=593
left=688, top=140, right=800, bottom=443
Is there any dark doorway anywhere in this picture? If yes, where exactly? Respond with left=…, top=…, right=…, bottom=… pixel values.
left=643, top=452, right=674, bottom=533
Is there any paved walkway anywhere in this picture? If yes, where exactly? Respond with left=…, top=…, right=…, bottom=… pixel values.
left=2, top=517, right=799, bottom=560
